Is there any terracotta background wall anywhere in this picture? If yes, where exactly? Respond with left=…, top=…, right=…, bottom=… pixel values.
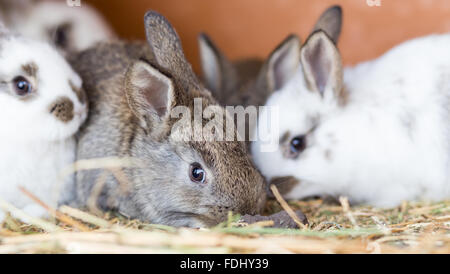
left=85, top=0, right=450, bottom=72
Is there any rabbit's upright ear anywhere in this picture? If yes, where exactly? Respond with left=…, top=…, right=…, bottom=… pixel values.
left=125, top=60, right=175, bottom=131
left=301, top=31, right=343, bottom=100
left=198, top=33, right=236, bottom=96
left=312, top=5, right=343, bottom=44
left=144, top=11, right=200, bottom=91
left=265, top=34, right=301, bottom=92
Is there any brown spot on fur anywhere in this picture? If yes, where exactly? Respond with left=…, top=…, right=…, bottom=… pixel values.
left=279, top=131, right=291, bottom=144
left=69, top=80, right=86, bottom=104
left=22, top=62, right=38, bottom=78
left=49, top=97, right=74, bottom=123
left=338, top=85, right=350, bottom=106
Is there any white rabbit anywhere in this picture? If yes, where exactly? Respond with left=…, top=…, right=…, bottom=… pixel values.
left=0, top=28, right=88, bottom=220
left=0, top=0, right=114, bottom=55
left=252, top=30, right=450, bottom=208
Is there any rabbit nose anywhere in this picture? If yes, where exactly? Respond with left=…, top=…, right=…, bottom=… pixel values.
left=49, top=96, right=74, bottom=123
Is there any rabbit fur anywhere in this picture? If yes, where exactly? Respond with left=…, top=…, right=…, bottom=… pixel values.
left=68, top=11, right=266, bottom=228
left=0, top=0, right=114, bottom=56
left=0, top=28, right=87, bottom=221
left=252, top=30, right=450, bottom=207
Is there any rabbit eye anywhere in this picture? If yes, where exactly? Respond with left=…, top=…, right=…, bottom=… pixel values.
left=13, top=76, right=32, bottom=96
left=189, top=163, right=206, bottom=183
left=289, top=135, right=307, bottom=157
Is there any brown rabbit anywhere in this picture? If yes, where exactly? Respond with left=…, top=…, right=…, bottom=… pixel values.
left=68, top=11, right=266, bottom=228
left=198, top=5, right=343, bottom=108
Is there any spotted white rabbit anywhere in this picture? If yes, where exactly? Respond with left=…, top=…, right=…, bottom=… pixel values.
left=252, top=30, right=450, bottom=208
left=0, top=0, right=114, bottom=55
left=0, top=28, right=87, bottom=220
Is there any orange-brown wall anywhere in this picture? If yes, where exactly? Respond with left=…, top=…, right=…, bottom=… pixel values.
left=85, top=0, right=450, bottom=72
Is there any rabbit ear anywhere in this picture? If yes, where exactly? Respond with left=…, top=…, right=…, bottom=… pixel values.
left=312, top=5, right=342, bottom=44
left=265, top=34, right=301, bottom=92
left=144, top=11, right=200, bottom=91
left=125, top=60, right=175, bottom=132
left=198, top=33, right=236, bottom=97
left=301, top=31, right=343, bottom=100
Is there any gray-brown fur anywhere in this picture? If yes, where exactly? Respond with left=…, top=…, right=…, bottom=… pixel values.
left=198, top=33, right=301, bottom=150
left=198, top=33, right=299, bottom=108
left=311, top=5, right=342, bottom=44
left=68, top=11, right=266, bottom=227
left=21, top=62, right=38, bottom=78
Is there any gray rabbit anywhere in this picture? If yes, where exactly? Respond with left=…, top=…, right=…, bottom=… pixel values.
left=198, top=5, right=342, bottom=108
left=68, top=11, right=266, bottom=228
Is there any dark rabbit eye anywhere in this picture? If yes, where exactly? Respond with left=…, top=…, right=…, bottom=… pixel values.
left=189, top=163, right=206, bottom=183
left=13, top=76, right=32, bottom=96
left=289, top=135, right=307, bottom=156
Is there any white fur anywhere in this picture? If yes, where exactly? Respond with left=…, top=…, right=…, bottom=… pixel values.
left=0, top=33, right=87, bottom=220
left=3, top=1, right=114, bottom=53
left=252, top=34, right=450, bottom=207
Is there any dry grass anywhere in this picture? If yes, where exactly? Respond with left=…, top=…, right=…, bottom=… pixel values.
left=0, top=197, right=449, bottom=254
